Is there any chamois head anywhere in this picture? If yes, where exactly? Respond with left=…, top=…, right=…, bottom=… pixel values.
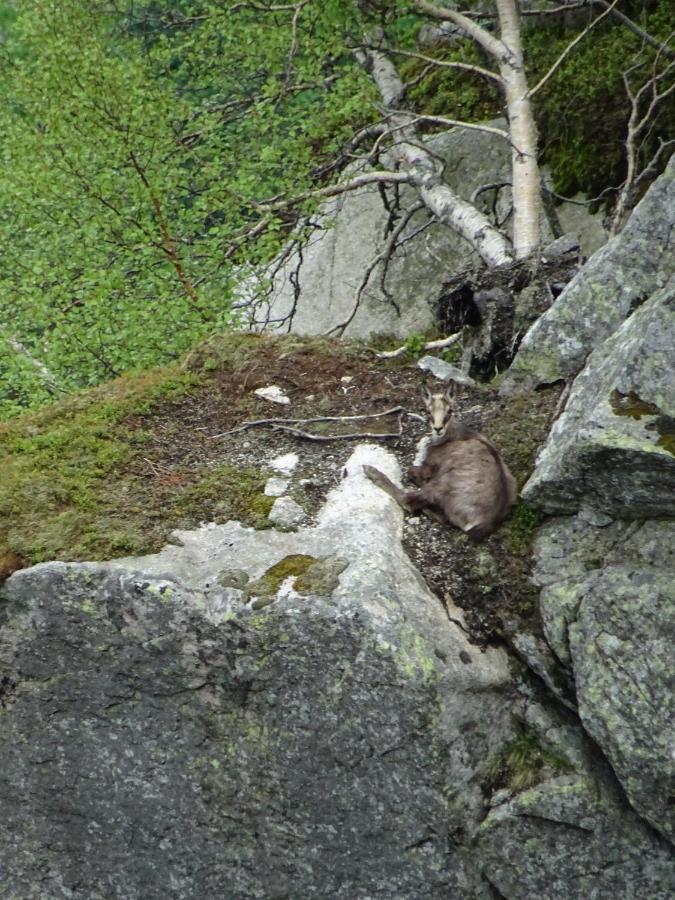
left=421, top=380, right=458, bottom=444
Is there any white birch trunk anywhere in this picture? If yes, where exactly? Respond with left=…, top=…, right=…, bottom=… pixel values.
left=359, top=48, right=514, bottom=268
left=495, top=0, right=542, bottom=258
left=412, top=0, right=543, bottom=259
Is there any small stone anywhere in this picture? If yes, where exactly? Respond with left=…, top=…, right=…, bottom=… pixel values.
left=270, top=452, right=299, bottom=475
left=254, top=385, right=290, bottom=405
left=268, top=497, right=306, bottom=528
left=264, top=476, right=289, bottom=497
left=578, top=506, right=614, bottom=527
left=417, top=357, right=475, bottom=386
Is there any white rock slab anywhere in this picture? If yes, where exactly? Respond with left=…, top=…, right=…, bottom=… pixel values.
left=254, top=385, right=290, bottom=405
left=270, top=452, right=299, bottom=474
left=264, top=477, right=289, bottom=497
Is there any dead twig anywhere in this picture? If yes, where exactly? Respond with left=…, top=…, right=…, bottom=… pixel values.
left=269, top=423, right=402, bottom=442
left=528, top=0, right=622, bottom=98
left=210, top=406, right=407, bottom=439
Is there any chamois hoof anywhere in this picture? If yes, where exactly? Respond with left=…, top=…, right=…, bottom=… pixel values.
left=362, top=464, right=386, bottom=486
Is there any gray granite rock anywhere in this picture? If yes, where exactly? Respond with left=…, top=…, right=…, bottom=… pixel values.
left=522, top=275, right=675, bottom=517
left=477, top=775, right=675, bottom=899
left=503, top=155, right=675, bottom=392
left=0, top=445, right=513, bottom=899
left=532, top=516, right=675, bottom=846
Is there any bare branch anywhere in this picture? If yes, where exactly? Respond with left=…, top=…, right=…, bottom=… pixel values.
left=268, top=423, right=402, bottom=442
left=383, top=46, right=503, bottom=86
left=324, top=199, right=426, bottom=337
left=528, top=0, right=622, bottom=98
left=128, top=150, right=206, bottom=316
left=375, top=332, right=462, bottom=360
left=395, top=112, right=511, bottom=144
left=470, top=181, right=511, bottom=205
left=611, top=47, right=675, bottom=234
left=256, top=170, right=411, bottom=211
left=589, top=1, right=675, bottom=59
left=210, top=406, right=406, bottom=439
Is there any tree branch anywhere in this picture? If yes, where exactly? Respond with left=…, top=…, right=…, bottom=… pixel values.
left=127, top=150, right=205, bottom=314
left=382, top=46, right=503, bottom=86
left=210, top=406, right=406, bottom=439
left=411, top=0, right=508, bottom=62
left=256, top=170, right=411, bottom=211
left=357, top=46, right=514, bottom=267
left=528, top=0, right=622, bottom=98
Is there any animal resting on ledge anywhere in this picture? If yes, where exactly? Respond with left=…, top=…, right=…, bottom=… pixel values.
left=364, top=381, right=517, bottom=541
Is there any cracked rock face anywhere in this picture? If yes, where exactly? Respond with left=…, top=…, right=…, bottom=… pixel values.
left=533, top=517, right=675, bottom=848
left=504, top=155, right=675, bottom=393
left=0, top=444, right=513, bottom=900
left=521, top=275, right=675, bottom=518
left=477, top=774, right=675, bottom=899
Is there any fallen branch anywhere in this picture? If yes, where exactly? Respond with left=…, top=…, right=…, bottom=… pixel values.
left=257, top=170, right=411, bottom=211
left=269, top=423, right=402, bottom=442
left=375, top=332, right=462, bottom=360
left=210, top=405, right=407, bottom=439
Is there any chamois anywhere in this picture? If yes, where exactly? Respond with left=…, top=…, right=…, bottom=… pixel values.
left=363, top=381, right=517, bottom=541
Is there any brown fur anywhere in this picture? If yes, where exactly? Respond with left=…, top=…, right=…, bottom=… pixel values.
left=364, top=381, right=517, bottom=541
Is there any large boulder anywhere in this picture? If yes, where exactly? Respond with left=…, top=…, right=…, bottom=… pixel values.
left=503, top=155, right=675, bottom=392
left=246, top=125, right=605, bottom=339
left=0, top=445, right=514, bottom=899
left=532, top=516, right=675, bottom=846
left=521, top=275, right=675, bottom=517
left=477, top=774, right=675, bottom=898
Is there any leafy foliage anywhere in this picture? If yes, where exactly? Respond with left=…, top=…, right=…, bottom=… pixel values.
left=0, top=0, right=376, bottom=415
left=0, top=0, right=672, bottom=418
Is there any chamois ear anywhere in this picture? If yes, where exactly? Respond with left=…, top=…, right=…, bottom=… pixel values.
left=420, top=382, right=432, bottom=405
left=444, top=380, right=457, bottom=401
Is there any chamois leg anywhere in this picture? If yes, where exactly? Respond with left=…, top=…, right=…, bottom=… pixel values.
left=363, top=465, right=411, bottom=509
left=363, top=465, right=440, bottom=518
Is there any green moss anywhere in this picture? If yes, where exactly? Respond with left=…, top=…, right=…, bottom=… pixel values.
left=610, top=389, right=675, bottom=455
left=182, top=332, right=273, bottom=374
left=243, top=554, right=347, bottom=609
left=183, top=331, right=366, bottom=375
left=182, top=465, right=274, bottom=529
left=0, top=364, right=279, bottom=571
left=244, top=554, right=318, bottom=607
left=610, top=389, right=662, bottom=420
left=484, top=725, right=574, bottom=794
left=402, top=44, right=498, bottom=121
left=525, top=3, right=675, bottom=199
left=501, top=501, right=544, bottom=555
